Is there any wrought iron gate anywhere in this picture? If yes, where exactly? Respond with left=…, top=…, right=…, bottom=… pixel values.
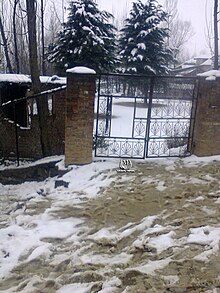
left=94, top=74, right=198, bottom=159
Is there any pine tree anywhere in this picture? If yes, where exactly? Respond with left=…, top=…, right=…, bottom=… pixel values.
left=119, top=0, right=172, bottom=75
left=47, top=0, right=117, bottom=74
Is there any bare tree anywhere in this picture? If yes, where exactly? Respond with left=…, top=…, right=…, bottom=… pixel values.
left=214, top=0, right=218, bottom=69
left=0, top=0, right=65, bottom=75
left=204, top=0, right=218, bottom=60
left=26, top=0, right=51, bottom=156
left=0, top=0, right=30, bottom=73
left=0, top=13, right=13, bottom=73
left=13, top=0, right=20, bottom=73
left=170, top=20, right=194, bottom=55
left=164, top=0, right=178, bottom=37
left=17, top=0, right=30, bottom=73
left=45, top=7, right=62, bottom=44
left=26, top=0, right=41, bottom=91
left=164, top=0, right=194, bottom=65
left=40, top=0, right=46, bottom=75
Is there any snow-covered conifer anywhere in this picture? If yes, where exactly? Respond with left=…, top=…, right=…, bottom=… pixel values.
left=119, top=0, right=173, bottom=75
left=47, top=0, right=117, bottom=74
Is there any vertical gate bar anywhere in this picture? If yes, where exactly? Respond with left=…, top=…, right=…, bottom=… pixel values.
left=94, top=74, right=102, bottom=157
left=105, top=75, right=111, bottom=137
left=132, top=96, right=137, bottom=138
left=187, top=78, right=199, bottom=153
left=105, top=94, right=113, bottom=138
left=13, top=100, right=20, bottom=167
left=145, top=77, right=155, bottom=157
left=108, top=95, right=113, bottom=138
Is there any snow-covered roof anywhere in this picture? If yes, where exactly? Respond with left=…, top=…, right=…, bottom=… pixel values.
left=180, top=56, right=212, bottom=68
left=0, top=74, right=66, bottom=85
left=200, top=59, right=212, bottom=66
left=194, top=55, right=211, bottom=60
left=183, top=59, right=197, bottom=66
left=172, top=56, right=212, bottom=76
left=0, top=74, right=30, bottom=84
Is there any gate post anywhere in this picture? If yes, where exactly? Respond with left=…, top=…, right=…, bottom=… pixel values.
left=192, top=74, right=220, bottom=156
left=65, top=67, right=96, bottom=165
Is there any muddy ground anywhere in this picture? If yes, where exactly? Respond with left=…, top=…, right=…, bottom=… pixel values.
left=0, top=158, right=220, bottom=292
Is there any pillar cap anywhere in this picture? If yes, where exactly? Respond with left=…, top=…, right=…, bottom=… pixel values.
left=66, top=66, right=96, bottom=75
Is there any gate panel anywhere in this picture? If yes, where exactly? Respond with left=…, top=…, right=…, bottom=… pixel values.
left=94, top=74, right=197, bottom=159
left=147, top=77, right=197, bottom=157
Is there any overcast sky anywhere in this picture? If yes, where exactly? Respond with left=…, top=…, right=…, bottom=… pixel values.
left=97, top=0, right=214, bottom=57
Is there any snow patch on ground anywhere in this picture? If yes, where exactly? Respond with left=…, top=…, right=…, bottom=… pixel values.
left=0, top=218, right=83, bottom=279
left=187, top=226, right=220, bottom=262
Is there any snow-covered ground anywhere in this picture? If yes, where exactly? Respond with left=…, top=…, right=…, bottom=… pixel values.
left=0, top=155, right=220, bottom=292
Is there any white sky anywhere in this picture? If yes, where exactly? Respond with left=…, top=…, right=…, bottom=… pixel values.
left=97, top=0, right=214, bottom=57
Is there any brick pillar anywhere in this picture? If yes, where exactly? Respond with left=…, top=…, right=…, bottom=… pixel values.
left=65, top=67, right=96, bottom=165
left=192, top=76, right=220, bottom=156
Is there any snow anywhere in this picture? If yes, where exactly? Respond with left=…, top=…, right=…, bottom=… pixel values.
left=205, top=75, right=216, bottom=81
left=0, top=158, right=119, bottom=283
left=137, top=43, right=146, bottom=50
left=181, top=154, right=220, bottom=166
left=0, top=217, right=83, bottom=279
left=0, top=155, right=63, bottom=170
left=132, top=258, right=172, bottom=275
left=188, top=226, right=220, bottom=247
left=40, top=75, right=66, bottom=85
left=66, top=66, right=96, bottom=74
left=138, top=30, right=149, bottom=37
left=0, top=74, right=66, bottom=85
left=80, top=252, right=132, bottom=265
left=130, top=48, right=137, bottom=56
left=187, top=226, right=220, bottom=263
left=61, top=161, right=117, bottom=198
left=147, top=231, right=176, bottom=253
left=198, top=70, right=220, bottom=81
left=57, top=283, right=94, bottom=293
left=0, top=74, right=30, bottom=84
left=1, top=154, right=220, bottom=291
left=88, top=215, right=157, bottom=247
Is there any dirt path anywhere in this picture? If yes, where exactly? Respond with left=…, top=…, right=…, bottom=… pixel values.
left=0, top=159, right=220, bottom=292
left=76, top=160, right=220, bottom=292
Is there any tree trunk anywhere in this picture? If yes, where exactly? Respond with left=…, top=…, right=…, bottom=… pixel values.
left=26, top=0, right=51, bottom=157
left=214, top=0, right=219, bottom=70
left=0, top=15, right=13, bottom=73
left=41, top=0, right=46, bottom=75
left=13, top=0, right=20, bottom=73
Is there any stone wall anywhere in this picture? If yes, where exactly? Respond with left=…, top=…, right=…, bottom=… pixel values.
left=192, top=77, right=220, bottom=156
